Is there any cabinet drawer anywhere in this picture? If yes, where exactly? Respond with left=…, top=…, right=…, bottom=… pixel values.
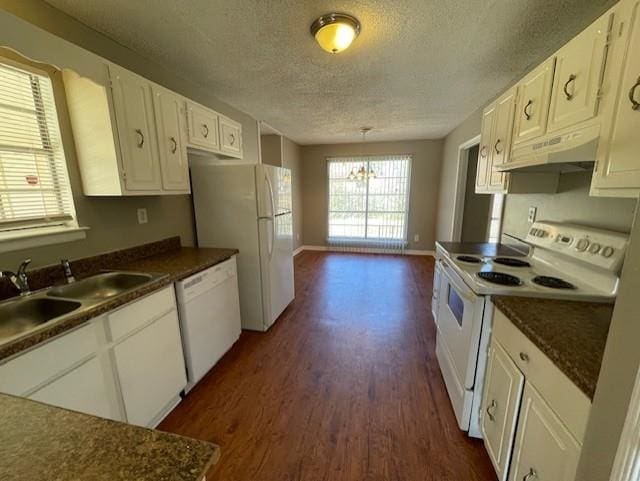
left=493, top=307, right=590, bottom=442
left=0, top=323, right=97, bottom=396
left=108, top=286, right=175, bottom=341
left=187, top=101, right=219, bottom=151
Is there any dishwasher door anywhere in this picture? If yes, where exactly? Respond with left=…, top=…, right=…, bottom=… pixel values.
left=176, top=257, right=241, bottom=392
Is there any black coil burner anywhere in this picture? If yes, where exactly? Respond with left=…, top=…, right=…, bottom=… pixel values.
left=457, top=255, right=482, bottom=264
left=477, top=271, right=523, bottom=286
left=532, top=276, right=576, bottom=289
left=493, top=257, right=531, bottom=268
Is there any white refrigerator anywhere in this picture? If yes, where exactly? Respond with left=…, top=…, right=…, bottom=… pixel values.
left=191, top=163, right=294, bottom=332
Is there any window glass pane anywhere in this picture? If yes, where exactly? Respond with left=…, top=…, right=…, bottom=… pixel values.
left=327, top=155, right=411, bottom=243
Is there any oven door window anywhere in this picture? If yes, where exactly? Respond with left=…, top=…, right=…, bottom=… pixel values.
left=447, top=286, right=464, bottom=327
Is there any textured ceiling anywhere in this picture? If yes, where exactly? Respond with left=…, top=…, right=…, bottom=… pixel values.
left=44, top=0, right=614, bottom=144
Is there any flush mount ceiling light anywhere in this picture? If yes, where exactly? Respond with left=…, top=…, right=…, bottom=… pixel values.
left=310, top=13, right=361, bottom=54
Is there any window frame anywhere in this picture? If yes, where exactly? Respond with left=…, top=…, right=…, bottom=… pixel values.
left=0, top=55, right=85, bottom=252
left=325, top=154, right=412, bottom=246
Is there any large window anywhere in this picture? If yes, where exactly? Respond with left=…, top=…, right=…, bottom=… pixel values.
left=327, top=155, right=411, bottom=247
left=0, top=58, right=77, bottom=238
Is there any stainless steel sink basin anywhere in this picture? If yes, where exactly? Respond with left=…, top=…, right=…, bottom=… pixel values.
left=0, top=297, right=81, bottom=340
left=47, top=271, right=157, bottom=301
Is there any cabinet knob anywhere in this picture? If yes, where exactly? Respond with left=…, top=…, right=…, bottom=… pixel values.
left=486, top=399, right=497, bottom=422
left=630, top=76, right=640, bottom=111
left=135, top=129, right=144, bottom=148
left=563, top=74, right=577, bottom=101
left=494, top=139, right=502, bottom=155
left=519, top=352, right=530, bottom=362
left=523, top=468, right=537, bottom=481
left=524, top=100, right=533, bottom=120
left=229, top=133, right=236, bottom=145
left=202, top=124, right=209, bottom=138
left=170, top=136, right=177, bottom=154
left=480, top=146, right=488, bottom=158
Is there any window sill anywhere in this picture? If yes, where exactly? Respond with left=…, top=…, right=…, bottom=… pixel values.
left=0, top=226, right=89, bottom=253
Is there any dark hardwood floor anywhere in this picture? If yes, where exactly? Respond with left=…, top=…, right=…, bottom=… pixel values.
left=159, top=251, right=497, bottom=481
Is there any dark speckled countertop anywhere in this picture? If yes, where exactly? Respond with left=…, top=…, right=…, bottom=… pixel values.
left=0, top=237, right=238, bottom=361
left=492, top=296, right=614, bottom=399
left=0, top=393, right=219, bottom=481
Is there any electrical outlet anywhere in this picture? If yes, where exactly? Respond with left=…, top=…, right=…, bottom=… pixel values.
left=528, top=206, right=537, bottom=223
left=414, top=234, right=420, bottom=242
left=137, top=208, right=148, bottom=224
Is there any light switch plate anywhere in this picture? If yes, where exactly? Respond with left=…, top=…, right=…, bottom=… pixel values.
left=414, top=234, right=420, bottom=242
left=137, top=208, right=148, bottom=224
left=528, top=206, right=537, bottom=223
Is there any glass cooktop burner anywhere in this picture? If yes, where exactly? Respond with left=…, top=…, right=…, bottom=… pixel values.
left=457, top=255, right=482, bottom=264
left=477, top=271, right=523, bottom=286
left=532, top=276, right=576, bottom=289
left=492, top=257, right=531, bottom=268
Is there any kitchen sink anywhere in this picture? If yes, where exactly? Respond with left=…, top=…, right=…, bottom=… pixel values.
left=47, top=271, right=157, bottom=301
left=0, top=297, right=81, bottom=340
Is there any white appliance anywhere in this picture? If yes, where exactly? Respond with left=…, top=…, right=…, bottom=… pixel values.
left=434, top=221, right=628, bottom=438
left=191, top=163, right=295, bottom=332
left=176, top=257, right=242, bottom=393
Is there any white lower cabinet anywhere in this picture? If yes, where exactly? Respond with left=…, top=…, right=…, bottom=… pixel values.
left=0, top=285, right=187, bottom=428
left=29, top=357, right=115, bottom=420
left=113, top=310, right=187, bottom=427
left=482, top=307, right=589, bottom=481
left=509, top=383, right=581, bottom=481
left=481, top=342, right=524, bottom=481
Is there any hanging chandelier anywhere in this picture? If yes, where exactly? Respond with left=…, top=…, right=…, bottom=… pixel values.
left=347, top=127, right=376, bottom=181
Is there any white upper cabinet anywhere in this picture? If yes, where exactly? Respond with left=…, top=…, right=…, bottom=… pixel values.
left=547, top=13, right=612, bottom=133
left=513, top=58, right=556, bottom=144
left=152, top=87, right=190, bottom=192
left=476, top=103, right=496, bottom=192
left=109, top=65, right=162, bottom=192
left=508, top=383, right=581, bottom=481
left=219, top=115, right=243, bottom=157
left=592, top=0, right=640, bottom=197
left=481, top=342, right=524, bottom=481
left=186, top=101, right=220, bottom=152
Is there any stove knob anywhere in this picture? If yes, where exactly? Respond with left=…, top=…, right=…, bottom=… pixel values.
left=576, top=238, right=590, bottom=252
left=602, top=246, right=615, bottom=258
left=588, top=243, right=602, bottom=254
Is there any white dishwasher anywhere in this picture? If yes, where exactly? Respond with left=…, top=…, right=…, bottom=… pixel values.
left=175, top=256, right=242, bottom=393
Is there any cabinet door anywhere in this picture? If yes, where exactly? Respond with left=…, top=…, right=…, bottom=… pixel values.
left=152, top=88, right=190, bottom=191
left=113, top=311, right=187, bottom=427
left=488, top=87, right=517, bottom=190
left=593, top=0, right=640, bottom=194
left=219, top=116, right=243, bottom=158
left=109, top=65, right=162, bottom=191
left=547, top=13, right=612, bottom=133
left=481, top=342, right=524, bottom=481
left=29, top=357, right=118, bottom=420
left=509, top=383, right=581, bottom=481
left=476, top=103, right=495, bottom=192
left=513, top=58, right=556, bottom=144
left=187, top=102, right=220, bottom=151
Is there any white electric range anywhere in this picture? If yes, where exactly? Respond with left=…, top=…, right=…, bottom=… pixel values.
left=432, top=221, right=628, bottom=438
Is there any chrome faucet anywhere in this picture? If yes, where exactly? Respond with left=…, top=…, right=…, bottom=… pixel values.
left=60, top=259, right=75, bottom=283
left=0, top=259, right=32, bottom=295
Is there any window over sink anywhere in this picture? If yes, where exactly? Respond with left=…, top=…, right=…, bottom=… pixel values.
left=0, top=57, right=83, bottom=250
left=327, top=155, right=411, bottom=249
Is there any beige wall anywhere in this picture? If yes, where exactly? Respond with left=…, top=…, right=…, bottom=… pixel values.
left=281, top=137, right=304, bottom=250
left=260, top=135, right=283, bottom=167
left=301, top=140, right=443, bottom=251
left=0, top=2, right=260, bottom=269
left=503, top=172, right=637, bottom=239
left=435, top=108, right=483, bottom=242
left=576, top=204, right=640, bottom=480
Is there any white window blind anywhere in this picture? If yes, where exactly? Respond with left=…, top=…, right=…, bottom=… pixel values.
left=327, top=155, right=411, bottom=251
left=0, top=59, right=76, bottom=232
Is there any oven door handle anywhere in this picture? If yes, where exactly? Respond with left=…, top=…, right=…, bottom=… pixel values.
left=441, top=260, right=476, bottom=301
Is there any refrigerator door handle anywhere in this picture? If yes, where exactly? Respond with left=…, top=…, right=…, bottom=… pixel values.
left=264, top=174, right=276, bottom=219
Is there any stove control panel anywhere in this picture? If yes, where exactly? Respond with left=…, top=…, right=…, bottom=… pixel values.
left=526, top=221, right=629, bottom=272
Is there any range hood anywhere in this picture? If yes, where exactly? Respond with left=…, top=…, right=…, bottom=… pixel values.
left=497, top=123, right=599, bottom=173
